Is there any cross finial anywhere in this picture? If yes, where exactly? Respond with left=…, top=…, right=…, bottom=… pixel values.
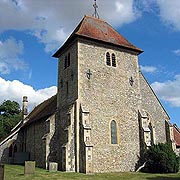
left=92, top=0, right=99, bottom=18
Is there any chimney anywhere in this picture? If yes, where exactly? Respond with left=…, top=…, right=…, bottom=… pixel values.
left=22, top=96, right=28, bottom=120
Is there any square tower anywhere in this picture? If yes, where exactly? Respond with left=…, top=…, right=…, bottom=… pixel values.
left=53, top=15, right=143, bottom=173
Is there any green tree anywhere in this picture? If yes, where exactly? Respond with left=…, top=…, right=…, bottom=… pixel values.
left=0, top=100, right=22, bottom=140
left=143, top=143, right=179, bottom=173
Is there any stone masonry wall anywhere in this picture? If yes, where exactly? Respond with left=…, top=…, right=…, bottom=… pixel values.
left=0, top=133, right=18, bottom=164
left=57, top=41, right=78, bottom=108
left=139, top=72, right=169, bottom=143
left=57, top=41, right=78, bottom=171
left=25, top=119, right=46, bottom=168
left=78, top=39, right=141, bottom=172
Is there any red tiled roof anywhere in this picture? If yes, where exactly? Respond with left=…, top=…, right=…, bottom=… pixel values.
left=173, top=124, right=180, bottom=147
left=53, top=15, right=143, bottom=57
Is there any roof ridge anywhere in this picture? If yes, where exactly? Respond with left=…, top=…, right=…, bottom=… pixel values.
left=84, top=14, right=108, bottom=24
left=173, top=124, right=180, bottom=133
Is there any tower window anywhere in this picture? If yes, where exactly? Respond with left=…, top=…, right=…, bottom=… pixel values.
left=64, top=56, right=67, bottom=69
left=111, top=120, right=117, bottom=144
left=68, top=53, right=70, bottom=67
left=64, top=53, right=70, bottom=69
left=106, top=52, right=111, bottom=66
left=106, top=52, right=117, bottom=67
left=112, top=53, right=116, bottom=67
left=66, top=81, right=69, bottom=96
left=60, top=79, right=63, bottom=88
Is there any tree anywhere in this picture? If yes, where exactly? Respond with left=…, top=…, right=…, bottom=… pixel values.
left=0, top=100, right=22, bottom=140
left=143, top=143, right=179, bottom=173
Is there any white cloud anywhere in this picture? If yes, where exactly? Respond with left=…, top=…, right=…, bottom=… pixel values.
left=156, top=0, right=180, bottom=30
left=109, top=0, right=141, bottom=26
left=173, top=49, right=180, bottom=56
left=140, top=65, right=157, bottom=73
left=135, top=0, right=180, bottom=31
left=0, top=77, right=57, bottom=111
left=0, top=0, right=140, bottom=53
left=151, top=74, right=180, bottom=107
left=0, top=37, right=27, bottom=74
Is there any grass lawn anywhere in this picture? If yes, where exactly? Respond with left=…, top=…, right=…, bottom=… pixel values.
left=3, top=164, right=180, bottom=180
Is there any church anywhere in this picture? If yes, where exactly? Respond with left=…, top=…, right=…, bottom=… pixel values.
left=0, top=13, right=175, bottom=173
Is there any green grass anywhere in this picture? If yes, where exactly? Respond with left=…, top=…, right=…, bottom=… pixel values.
left=3, top=164, right=180, bottom=180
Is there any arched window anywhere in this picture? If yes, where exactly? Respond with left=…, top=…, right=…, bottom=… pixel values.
left=106, top=52, right=111, bottom=66
left=112, top=53, right=116, bottom=67
left=111, top=120, right=117, bottom=144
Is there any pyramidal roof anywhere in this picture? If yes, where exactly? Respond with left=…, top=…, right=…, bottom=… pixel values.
left=53, top=15, right=143, bottom=57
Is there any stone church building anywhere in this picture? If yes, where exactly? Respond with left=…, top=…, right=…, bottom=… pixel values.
left=0, top=15, right=175, bottom=173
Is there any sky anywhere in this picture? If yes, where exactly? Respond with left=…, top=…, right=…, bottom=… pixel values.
left=0, top=0, right=180, bottom=126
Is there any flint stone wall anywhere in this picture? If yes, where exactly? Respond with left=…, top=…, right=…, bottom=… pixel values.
left=78, top=39, right=141, bottom=172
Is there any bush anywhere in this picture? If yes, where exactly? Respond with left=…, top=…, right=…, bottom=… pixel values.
left=143, top=143, right=179, bottom=173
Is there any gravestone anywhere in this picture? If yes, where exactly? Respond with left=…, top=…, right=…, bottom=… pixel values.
left=49, top=162, right=58, bottom=172
left=0, top=165, right=4, bottom=180
left=24, top=161, right=35, bottom=175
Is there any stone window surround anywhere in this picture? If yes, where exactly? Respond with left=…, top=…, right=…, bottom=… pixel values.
left=109, top=120, right=119, bottom=145
left=105, top=51, right=117, bottom=68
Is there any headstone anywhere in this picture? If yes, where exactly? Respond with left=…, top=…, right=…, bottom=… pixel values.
left=24, top=161, right=35, bottom=175
left=0, top=165, right=4, bottom=180
left=49, top=162, right=58, bottom=172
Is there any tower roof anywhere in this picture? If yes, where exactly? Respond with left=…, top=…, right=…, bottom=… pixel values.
left=53, top=15, right=143, bottom=57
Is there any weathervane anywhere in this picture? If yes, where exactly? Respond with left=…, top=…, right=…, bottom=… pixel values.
left=92, top=0, right=99, bottom=18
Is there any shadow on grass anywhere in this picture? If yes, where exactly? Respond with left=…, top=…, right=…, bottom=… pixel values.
left=17, top=174, right=24, bottom=176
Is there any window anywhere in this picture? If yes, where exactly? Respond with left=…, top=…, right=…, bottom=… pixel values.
left=64, top=53, right=70, bottom=69
left=66, top=81, right=69, bottom=96
left=60, top=79, right=63, bottom=88
left=106, top=52, right=117, bottom=67
left=111, top=120, right=117, bottom=144
left=64, top=56, right=67, bottom=69
left=68, top=53, right=70, bottom=67
left=106, top=52, right=111, bottom=66
left=112, top=53, right=116, bottom=67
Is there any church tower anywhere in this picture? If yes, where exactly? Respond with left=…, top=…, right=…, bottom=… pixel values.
left=53, top=8, right=170, bottom=172
left=53, top=14, right=143, bottom=173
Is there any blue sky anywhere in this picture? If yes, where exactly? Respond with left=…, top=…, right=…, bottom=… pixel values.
left=0, top=0, right=180, bottom=126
